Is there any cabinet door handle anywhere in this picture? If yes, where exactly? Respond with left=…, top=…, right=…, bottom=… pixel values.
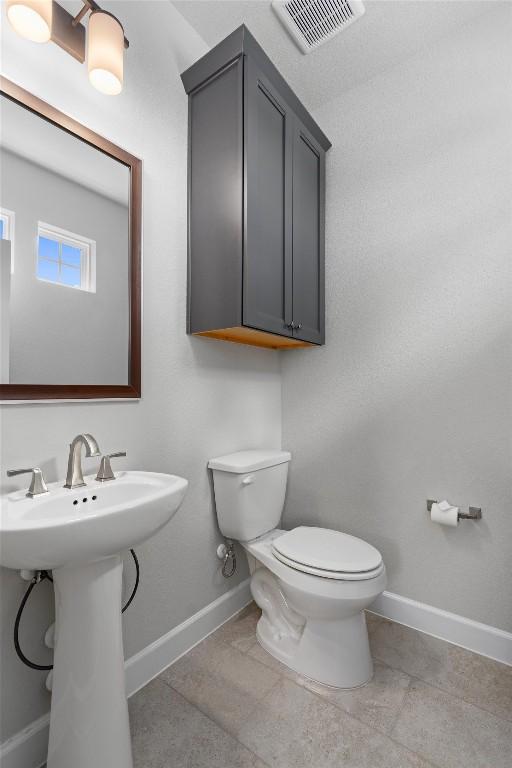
left=286, top=321, right=296, bottom=330
left=296, top=323, right=303, bottom=330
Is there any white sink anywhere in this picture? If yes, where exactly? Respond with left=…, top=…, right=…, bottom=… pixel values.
left=1, top=470, right=188, bottom=570
left=0, top=469, right=188, bottom=768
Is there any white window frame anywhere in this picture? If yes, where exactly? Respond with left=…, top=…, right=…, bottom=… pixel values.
left=0, top=207, right=15, bottom=273
left=36, top=222, right=96, bottom=293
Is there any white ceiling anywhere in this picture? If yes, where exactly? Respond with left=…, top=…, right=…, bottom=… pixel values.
left=174, top=0, right=492, bottom=111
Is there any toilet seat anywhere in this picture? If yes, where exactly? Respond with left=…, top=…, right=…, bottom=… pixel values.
left=272, top=550, right=384, bottom=580
left=272, top=526, right=384, bottom=581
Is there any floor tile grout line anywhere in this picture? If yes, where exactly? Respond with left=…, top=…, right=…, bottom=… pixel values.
left=229, top=655, right=445, bottom=767
left=234, top=637, right=415, bottom=741
left=153, top=676, right=273, bottom=766
left=383, top=686, right=444, bottom=768
left=385, top=733, right=443, bottom=768
left=238, top=636, right=407, bottom=736
left=370, top=652, right=512, bottom=726
left=183, top=677, right=282, bottom=764
left=275, top=668, right=424, bottom=751
left=385, top=676, right=420, bottom=746
left=244, top=668, right=446, bottom=768
left=154, top=625, right=285, bottom=749
left=386, top=673, right=512, bottom=768
left=266, top=665, right=443, bottom=768
left=381, top=671, right=414, bottom=737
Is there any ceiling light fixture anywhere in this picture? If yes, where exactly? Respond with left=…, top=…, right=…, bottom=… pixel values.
left=5, top=0, right=129, bottom=95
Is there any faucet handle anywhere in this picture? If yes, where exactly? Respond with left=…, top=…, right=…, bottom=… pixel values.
left=7, top=467, right=49, bottom=497
left=95, top=452, right=126, bottom=482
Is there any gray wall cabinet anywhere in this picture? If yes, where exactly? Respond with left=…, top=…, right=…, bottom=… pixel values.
left=182, top=26, right=331, bottom=350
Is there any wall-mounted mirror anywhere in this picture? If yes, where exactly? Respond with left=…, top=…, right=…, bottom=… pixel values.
left=0, top=77, right=141, bottom=400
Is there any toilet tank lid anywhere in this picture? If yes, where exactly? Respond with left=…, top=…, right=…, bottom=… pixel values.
left=208, top=449, right=291, bottom=473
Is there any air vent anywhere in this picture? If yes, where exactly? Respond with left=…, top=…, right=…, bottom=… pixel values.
left=272, top=0, right=365, bottom=54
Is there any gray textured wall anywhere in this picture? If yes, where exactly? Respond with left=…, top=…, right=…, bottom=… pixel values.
left=0, top=1, right=281, bottom=743
left=1, top=149, right=129, bottom=384
left=282, top=7, right=512, bottom=631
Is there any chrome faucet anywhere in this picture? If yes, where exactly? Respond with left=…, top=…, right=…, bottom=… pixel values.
left=64, top=434, right=101, bottom=489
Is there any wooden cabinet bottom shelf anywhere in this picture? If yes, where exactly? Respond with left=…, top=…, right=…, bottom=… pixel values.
left=194, top=326, right=314, bottom=349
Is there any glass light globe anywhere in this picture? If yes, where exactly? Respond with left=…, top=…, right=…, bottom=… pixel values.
left=6, top=0, right=52, bottom=43
left=87, top=11, right=124, bottom=96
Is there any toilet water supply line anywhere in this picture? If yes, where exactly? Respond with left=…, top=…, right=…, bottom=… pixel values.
left=14, top=549, right=140, bottom=672
left=220, top=539, right=237, bottom=578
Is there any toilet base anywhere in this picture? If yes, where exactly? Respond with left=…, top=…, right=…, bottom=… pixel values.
left=246, top=533, right=384, bottom=689
left=256, top=610, right=373, bottom=689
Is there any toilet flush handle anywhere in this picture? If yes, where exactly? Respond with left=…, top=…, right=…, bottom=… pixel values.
left=242, top=475, right=254, bottom=486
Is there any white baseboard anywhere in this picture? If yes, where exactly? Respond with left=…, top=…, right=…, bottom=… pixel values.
left=124, top=577, right=252, bottom=696
left=0, top=714, right=50, bottom=768
left=368, top=590, right=512, bottom=666
left=0, top=578, right=252, bottom=768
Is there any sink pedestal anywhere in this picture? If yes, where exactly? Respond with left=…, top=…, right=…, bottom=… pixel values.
left=47, top=555, right=133, bottom=768
left=2, top=470, right=188, bottom=765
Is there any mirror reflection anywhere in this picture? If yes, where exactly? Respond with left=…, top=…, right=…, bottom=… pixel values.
left=0, top=94, right=131, bottom=385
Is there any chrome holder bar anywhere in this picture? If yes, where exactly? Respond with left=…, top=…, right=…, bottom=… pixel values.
left=427, top=500, right=482, bottom=520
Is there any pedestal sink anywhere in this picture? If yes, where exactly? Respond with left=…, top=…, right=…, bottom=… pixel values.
left=0, top=470, right=188, bottom=768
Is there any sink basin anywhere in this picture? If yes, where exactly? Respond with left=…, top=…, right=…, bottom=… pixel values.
left=0, top=469, right=188, bottom=768
left=0, top=470, right=188, bottom=570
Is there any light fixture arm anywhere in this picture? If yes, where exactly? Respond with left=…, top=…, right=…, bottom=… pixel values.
left=71, top=0, right=91, bottom=28
left=71, top=1, right=129, bottom=49
left=49, top=0, right=129, bottom=64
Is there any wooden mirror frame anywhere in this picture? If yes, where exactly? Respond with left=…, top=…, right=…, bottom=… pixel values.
left=0, top=77, right=142, bottom=401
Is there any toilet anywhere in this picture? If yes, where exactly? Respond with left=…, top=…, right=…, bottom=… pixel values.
left=208, top=449, right=386, bottom=689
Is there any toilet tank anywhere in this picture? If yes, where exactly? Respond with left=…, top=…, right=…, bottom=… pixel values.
left=208, top=450, right=291, bottom=541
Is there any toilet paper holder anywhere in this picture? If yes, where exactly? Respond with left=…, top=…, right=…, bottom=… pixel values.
left=427, top=500, right=482, bottom=520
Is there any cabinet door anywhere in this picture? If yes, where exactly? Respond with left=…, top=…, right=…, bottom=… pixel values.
left=243, top=56, right=294, bottom=337
left=292, top=120, right=325, bottom=345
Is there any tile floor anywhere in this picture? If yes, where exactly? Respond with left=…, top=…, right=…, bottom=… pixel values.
left=130, top=603, right=512, bottom=768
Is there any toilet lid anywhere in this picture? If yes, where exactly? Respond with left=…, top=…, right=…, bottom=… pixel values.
left=272, top=527, right=382, bottom=575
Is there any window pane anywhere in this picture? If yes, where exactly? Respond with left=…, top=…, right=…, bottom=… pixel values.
left=0, top=220, right=4, bottom=239
left=39, top=236, right=59, bottom=261
left=61, top=264, right=81, bottom=288
left=37, top=258, right=59, bottom=282
left=62, top=243, right=82, bottom=267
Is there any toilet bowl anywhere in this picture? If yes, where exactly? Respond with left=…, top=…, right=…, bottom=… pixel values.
left=208, top=450, right=386, bottom=688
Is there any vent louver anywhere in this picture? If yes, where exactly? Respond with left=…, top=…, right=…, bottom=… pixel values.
left=272, top=0, right=365, bottom=54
